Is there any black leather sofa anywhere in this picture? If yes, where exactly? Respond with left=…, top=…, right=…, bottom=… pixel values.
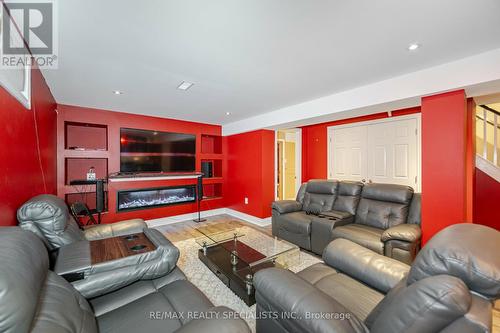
left=272, top=180, right=421, bottom=263
left=0, top=226, right=251, bottom=333
left=254, top=223, right=499, bottom=333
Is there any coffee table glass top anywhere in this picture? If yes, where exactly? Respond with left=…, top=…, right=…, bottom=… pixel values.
left=195, top=226, right=300, bottom=278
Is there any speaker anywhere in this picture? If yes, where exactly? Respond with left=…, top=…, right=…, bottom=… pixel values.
left=96, top=180, right=105, bottom=213
left=201, top=161, right=213, bottom=178
left=197, top=175, right=203, bottom=201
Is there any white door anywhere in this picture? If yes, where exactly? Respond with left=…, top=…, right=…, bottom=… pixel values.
left=329, top=116, right=420, bottom=190
left=329, top=125, right=367, bottom=182
left=367, top=119, right=418, bottom=187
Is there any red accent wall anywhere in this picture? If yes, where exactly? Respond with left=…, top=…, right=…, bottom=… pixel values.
left=474, top=169, right=500, bottom=230
left=421, top=90, right=472, bottom=244
left=301, top=107, right=421, bottom=182
left=226, top=130, right=275, bottom=218
left=0, top=67, right=57, bottom=226
left=57, top=104, right=224, bottom=223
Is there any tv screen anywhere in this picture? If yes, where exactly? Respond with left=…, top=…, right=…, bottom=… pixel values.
left=120, top=128, right=196, bottom=173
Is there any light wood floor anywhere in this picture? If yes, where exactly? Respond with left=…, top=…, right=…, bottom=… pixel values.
left=494, top=300, right=500, bottom=333
left=155, top=215, right=499, bottom=332
left=155, top=214, right=272, bottom=243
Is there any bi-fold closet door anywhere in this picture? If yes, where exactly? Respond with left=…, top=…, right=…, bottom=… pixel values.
left=328, top=116, right=420, bottom=190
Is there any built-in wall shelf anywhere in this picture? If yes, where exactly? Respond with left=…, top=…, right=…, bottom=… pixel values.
left=203, top=182, right=222, bottom=199
left=65, top=122, right=108, bottom=151
left=201, top=134, right=222, bottom=154
left=66, top=158, right=108, bottom=185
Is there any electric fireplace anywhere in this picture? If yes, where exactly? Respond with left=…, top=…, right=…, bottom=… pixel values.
left=117, top=185, right=196, bottom=212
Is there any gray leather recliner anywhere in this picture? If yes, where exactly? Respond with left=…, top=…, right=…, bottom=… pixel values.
left=272, top=180, right=342, bottom=251
left=254, top=223, right=499, bottom=333
left=272, top=180, right=421, bottom=263
left=0, top=227, right=251, bottom=333
left=17, top=194, right=147, bottom=250
left=17, top=194, right=183, bottom=299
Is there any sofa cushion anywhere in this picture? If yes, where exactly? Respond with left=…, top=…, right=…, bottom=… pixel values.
left=0, top=228, right=50, bottom=333
left=90, top=267, right=187, bottom=316
left=333, top=181, right=363, bottom=215
left=298, top=263, right=384, bottom=321
left=96, top=280, right=214, bottom=333
left=17, top=194, right=84, bottom=250
left=302, top=180, right=338, bottom=212
left=408, top=223, right=500, bottom=299
left=331, top=224, right=384, bottom=254
left=361, top=183, right=413, bottom=204
left=368, top=275, right=470, bottom=333
left=279, top=211, right=313, bottom=234
left=31, top=272, right=97, bottom=333
left=354, top=198, right=410, bottom=229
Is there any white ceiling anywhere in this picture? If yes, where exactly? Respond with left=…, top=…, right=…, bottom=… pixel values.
left=43, top=0, right=500, bottom=127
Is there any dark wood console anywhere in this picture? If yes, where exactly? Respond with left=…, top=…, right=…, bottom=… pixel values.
left=90, top=232, right=156, bottom=264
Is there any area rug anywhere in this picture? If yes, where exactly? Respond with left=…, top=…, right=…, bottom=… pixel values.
left=171, top=225, right=322, bottom=332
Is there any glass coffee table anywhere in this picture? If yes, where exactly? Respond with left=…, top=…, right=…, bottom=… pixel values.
left=195, top=226, right=300, bottom=306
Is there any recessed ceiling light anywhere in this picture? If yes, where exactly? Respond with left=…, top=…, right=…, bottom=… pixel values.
left=225, top=112, right=231, bottom=115
left=113, top=90, right=123, bottom=95
left=408, top=43, right=420, bottom=51
left=177, top=81, right=194, bottom=90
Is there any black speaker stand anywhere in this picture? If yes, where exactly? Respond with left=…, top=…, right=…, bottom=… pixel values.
left=193, top=199, right=206, bottom=223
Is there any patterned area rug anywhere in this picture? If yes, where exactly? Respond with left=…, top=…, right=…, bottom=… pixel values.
left=172, top=226, right=322, bottom=332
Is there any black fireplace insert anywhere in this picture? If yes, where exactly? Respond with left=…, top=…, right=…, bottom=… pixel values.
left=117, top=185, right=196, bottom=212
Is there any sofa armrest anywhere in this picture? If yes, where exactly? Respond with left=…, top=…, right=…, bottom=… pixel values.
left=381, top=224, right=421, bottom=243
left=73, top=229, right=180, bottom=298
left=254, top=268, right=368, bottom=333
left=323, top=239, right=410, bottom=293
left=174, top=306, right=251, bottom=333
left=271, top=200, right=302, bottom=214
left=83, top=218, right=146, bottom=240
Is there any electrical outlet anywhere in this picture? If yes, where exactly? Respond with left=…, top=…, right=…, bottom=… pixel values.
left=244, top=197, right=248, bottom=204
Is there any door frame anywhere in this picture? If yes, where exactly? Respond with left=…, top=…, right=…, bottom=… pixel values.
left=327, top=114, right=422, bottom=191
left=275, top=128, right=302, bottom=200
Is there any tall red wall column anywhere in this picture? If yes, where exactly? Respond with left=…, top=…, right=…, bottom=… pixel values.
left=226, top=130, right=275, bottom=218
left=421, top=90, right=472, bottom=243
left=0, top=67, right=57, bottom=226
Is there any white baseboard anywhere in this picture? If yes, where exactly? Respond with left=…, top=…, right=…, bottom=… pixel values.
left=146, top=208, right=271, bottom=228
left=224, top=208, right=272, bottom=227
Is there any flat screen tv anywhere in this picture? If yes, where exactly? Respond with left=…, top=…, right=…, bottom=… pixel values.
left=120, top=128, right=196, bottom=173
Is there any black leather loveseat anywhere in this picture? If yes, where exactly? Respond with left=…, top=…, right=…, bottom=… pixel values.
left=272, top=180, right=421, bottom=263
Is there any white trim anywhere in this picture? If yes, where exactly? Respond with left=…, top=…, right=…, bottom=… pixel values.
left=277, top=138, right=286, bottom=199
left=275, top=129, right=302, bottom=200
left=225, top=208, right=272, bottom=227
left=327, top=114, right=422, bottom=191
left=0, top=63, right=31, bottom=110
left=222, top=48, right=500, bottom=135
left=109, top=174, right=201, bottom=182
left=476, top=155, right=500, bottom=183
left=145, top=208, right=271, bottom=228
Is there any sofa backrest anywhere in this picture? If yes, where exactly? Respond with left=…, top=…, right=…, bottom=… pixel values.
left=354, top=183, right=414, bottom=229
left=0, top=227, right=97, bottom=333
left=332, top=181, right=363, bottom=215
left=407, top=193, right=421, bottom=225
left=17, top=194, right=84, bottom=250
left=365, top=224, right=499, bottom=333
left=302, top=180, right=338, bottom=213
